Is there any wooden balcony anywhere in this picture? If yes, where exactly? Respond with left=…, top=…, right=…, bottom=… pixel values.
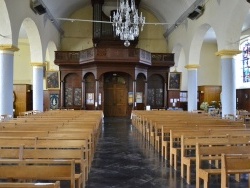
left=55, top=48, right=174, bottom=68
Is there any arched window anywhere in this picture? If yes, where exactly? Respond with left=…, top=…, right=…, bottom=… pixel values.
left=242, top=41, right=250, bottom=83
left=236, top=37, right=250, bottom=89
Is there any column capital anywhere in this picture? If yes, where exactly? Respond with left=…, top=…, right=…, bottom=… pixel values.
left=30, top=62, right=45, bottom=67
left=0, top=45, right=19, bottom=53
left=215, top=49, right=242, bottom=57
left=185, top=64, right=200, bottom=70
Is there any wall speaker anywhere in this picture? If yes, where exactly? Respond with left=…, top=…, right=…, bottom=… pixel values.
left=188, top=6, right=204, bottom=20
left=33, top=1, right=46, bottom=15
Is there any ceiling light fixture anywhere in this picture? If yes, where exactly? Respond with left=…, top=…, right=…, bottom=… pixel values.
left=111, top=0, right=145, bottom=47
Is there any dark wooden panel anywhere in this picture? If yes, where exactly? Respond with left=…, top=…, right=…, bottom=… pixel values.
left=167, top=90, right=180, bottom=108
left=13, top=84, right=32, bottom=117
left=237, top=89, right=250, bottom=111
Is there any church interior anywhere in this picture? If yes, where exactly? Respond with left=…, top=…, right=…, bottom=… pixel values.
left=1, top=0, right=250, bottom=187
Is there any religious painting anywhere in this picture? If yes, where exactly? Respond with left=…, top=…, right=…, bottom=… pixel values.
left=86, top=93, right=94, bottom=104
left=50, top=94, right=59, bottom=109
left=46, top=71, right=60, bottom=90
left=136, top=92, right=143, bottom=103
left=168, top=72, right=181, bottom=90
left=128, top=92, right=133, bottom=104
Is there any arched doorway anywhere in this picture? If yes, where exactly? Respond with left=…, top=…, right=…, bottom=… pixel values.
left=104, top=72, right=129, bottom=117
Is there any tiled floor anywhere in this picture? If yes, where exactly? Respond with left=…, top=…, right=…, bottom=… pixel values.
left=85, top=117, right=249, bottom=188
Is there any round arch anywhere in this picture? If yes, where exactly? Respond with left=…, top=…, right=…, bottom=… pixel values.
left=0, top=0, right=12, bottom=45
left=215, top=1, right=249, bottom=50
left=172, top=43, right=187, bottom=90
left=46, top=41, right=58, bottom=71
left=189, top=23, right=212, bottom=65
left=20, top=18, right=43, bottom=62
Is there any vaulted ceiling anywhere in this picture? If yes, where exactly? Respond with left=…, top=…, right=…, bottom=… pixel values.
left=29, top=0, right=250, bottom=44
left=41, top=0, right=198, bottom=26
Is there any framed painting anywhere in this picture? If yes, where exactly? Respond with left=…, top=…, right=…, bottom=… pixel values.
left=136, top=92, right=143, bottom=103
left=46, top=71, right=60, bottom=90
left=86, top=93, right=94, bottom=104
left=168, top=72, right=181, bottom=90
left=128, top=92, right=133, bottom=104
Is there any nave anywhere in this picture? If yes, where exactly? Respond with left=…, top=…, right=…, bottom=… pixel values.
left=85, top=117, right=191, bottom=188
left=85, top=117, right=249, bottom=188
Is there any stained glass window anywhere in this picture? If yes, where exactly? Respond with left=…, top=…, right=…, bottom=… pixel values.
left=242, top=41, right=250, bottom=83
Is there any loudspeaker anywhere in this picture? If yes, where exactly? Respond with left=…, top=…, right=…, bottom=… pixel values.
left=188, top=6, right=204, bottom=20
left=33, top=1, right=46, bottom=15
left=247, top=0, right=250, bottom=3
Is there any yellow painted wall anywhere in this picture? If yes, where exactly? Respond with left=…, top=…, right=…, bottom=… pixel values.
left=61, top=5, right=168, bottom=53
left=14, top=39, right=32, bottom=84
left=198, top=42, right=221, bottom=86
left=61, top=5, right=93, bottom=51
left=136, top=9, right=168, bottom=53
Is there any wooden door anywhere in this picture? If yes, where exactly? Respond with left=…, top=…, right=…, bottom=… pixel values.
left=104, top=83, right=127, bottom=117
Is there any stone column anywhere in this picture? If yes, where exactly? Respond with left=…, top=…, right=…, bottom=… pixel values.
left=0, top=45, right=19, bottom=116
left=31, top=62, right=44, bottom=112
left=185, top=64, right=200, bottom=112
left=216, top=50, right=241, bottom=118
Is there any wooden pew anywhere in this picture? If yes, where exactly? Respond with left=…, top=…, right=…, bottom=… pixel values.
left=196, top=144, right=250, bottom=188
left=0, top=159, right=83, bottom=188
left=161, top=124, right=246, bottom=159
left=151, top=118, right=240, bottom=148
left=21, top=146, right=88, bottom=184
left=0, top=141, right=88, bottom=173
left=181, top=134, right=250, bottom=184
left=132, top=110, right=243, bottom=150
left=0, top=110, right=102, bottom=186
left=0, top=181, right=60, bottom=188
left=0, top=137, right=89, bottom=171
left=169, top=129, right=250, bottom=170
left=221, top=154, right=250, bottom=188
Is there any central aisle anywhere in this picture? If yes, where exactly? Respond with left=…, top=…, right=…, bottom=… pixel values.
left=85, top=117, right=195, bottom=188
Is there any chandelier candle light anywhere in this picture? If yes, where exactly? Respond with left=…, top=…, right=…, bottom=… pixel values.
left=111, top=0, right=145, bottom=47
